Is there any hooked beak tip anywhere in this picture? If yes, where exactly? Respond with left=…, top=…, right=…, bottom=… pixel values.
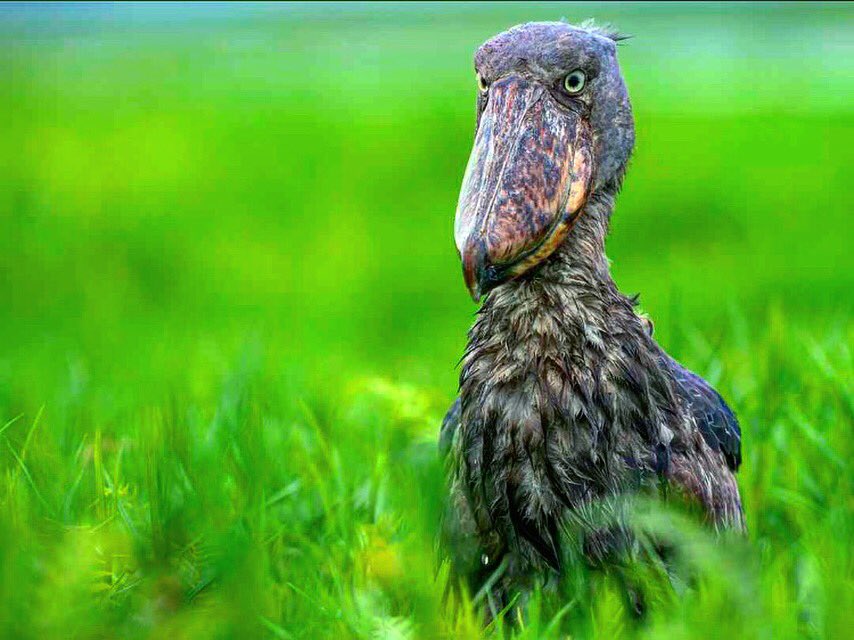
left=462, top=240, right=485, bottom=303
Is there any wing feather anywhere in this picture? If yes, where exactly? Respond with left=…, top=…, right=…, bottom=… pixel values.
left=667, top=358, right=742, bottom=471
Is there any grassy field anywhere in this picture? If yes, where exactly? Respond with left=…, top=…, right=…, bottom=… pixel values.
left=0, top=3, right=852, bottom=638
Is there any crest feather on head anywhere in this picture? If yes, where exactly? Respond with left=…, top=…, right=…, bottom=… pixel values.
left=574, top=18, right=631, bottom=43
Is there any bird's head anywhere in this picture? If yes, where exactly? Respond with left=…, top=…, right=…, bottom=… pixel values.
left=454, top=22, right=635, bottom=301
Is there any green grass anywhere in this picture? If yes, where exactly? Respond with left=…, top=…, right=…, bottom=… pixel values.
left=0, top=3, right=852, bottom=638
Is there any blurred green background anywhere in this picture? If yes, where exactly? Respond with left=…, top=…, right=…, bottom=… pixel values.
left=0, top=3, right=851, bottom=639
left=2, top=1, right=851, bottom=392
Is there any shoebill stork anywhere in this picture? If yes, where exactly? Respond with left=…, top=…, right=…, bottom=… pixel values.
left=440, top=21, right=744, bottom=598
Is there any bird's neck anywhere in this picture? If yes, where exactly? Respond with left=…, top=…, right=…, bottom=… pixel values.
left=533, top=189, right=617, bottom=296
left=459, top=184, right=674, bottom=452
left=461, top=187, right=656, bottom=407
left=477, top=189, right=622, bottom=323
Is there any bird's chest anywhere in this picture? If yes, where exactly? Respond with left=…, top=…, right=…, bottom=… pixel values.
left=458, top=335, right=641, bottom=523
left=454, top=287, right=668, bottom=562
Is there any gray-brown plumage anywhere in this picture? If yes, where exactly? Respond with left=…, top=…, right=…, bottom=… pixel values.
left=441, top=21, right=744, bottom=602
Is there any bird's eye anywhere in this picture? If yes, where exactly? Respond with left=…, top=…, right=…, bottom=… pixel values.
left=476, top=72, right=489, bottom=93
left=563, top=69, right=586, bottom=94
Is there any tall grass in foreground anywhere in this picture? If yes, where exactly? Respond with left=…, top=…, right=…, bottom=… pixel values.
left=0, top=314, right=850, bottom=639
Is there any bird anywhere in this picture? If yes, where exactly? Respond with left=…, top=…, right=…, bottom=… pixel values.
left=440, top=21, right=744, bottom=608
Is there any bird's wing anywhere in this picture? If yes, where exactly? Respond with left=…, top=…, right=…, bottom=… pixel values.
left=439, top=396, right=462, bottom=458
left=666, top=357, right=742, bottom=472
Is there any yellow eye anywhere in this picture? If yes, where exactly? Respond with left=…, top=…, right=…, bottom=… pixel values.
left=476, top=72, right=489, bottom=93
left=563, top=69, right=586, bottom=94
